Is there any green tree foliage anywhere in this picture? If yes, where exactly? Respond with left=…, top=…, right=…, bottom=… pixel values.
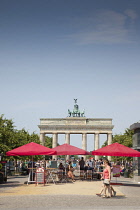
left=14, top=129, right=40, bottom=148
left=0, top=114, right=41, bottom=153
left=44, top=136, right=52, bottom=148
left=0, top=114, right=16, bottom=154
left=0, top=115, right=48, bottom=161
left=102, top=128, right=133, bottom=148
left=112, top=128, right=133, bottom=147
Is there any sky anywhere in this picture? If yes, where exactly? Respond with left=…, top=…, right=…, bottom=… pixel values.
left=1, top=0, right=140, bottom=151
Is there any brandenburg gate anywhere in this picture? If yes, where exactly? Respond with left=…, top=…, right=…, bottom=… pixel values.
left=38, top=99, right=114, bottom=160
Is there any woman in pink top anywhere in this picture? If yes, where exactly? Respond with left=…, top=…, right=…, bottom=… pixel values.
left=102, top=159, right=111, bottom=198
left=103, top=167, right=110, bottom=179
left=96, top=160, right=116, bottom=198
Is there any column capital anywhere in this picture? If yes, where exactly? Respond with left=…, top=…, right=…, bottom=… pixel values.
left=107, top=132, right=112, bottom=134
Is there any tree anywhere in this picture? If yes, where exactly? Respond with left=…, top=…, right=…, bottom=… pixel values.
left=44, top=136, right=52, bottom=148
left=0, top=114, right=16, bottom=154
left=112, top=128, right=133, bottom=147
left=14, top=129, right=40, bottom=148
left=102, top=128, right=133, bottom=147
left=0, top=115, right=51, bottom=161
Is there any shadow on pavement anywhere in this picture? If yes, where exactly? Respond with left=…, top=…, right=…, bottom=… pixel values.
left=0, top=175, right=28, bottom=189
left=122, top=183, right=140, bottom=187
left=110, top=196, right=126, bottom=199
left=0, top=180, right=23, bottom=188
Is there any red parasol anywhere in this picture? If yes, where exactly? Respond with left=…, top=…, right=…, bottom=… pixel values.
left=52, top=143, right=90, bottom=155
left=6, top=142, right=57, bottom=156
left=92, top=142, right=140, bottom=157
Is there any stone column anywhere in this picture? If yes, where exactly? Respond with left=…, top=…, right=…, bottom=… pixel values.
left=40, top=133, right=46, bottom=161
left=82, top=133, right=87, bottom=160
left=65, top=133, right=70, bottom=160
left=40, top=133, right=45, bottom=146
left=108, top=132, right=112, bottom=145
left=107, top=132, right=112, bottom=161
left=94, top=132, right=99, bottom=160
left=65, top=133, right=70, bottom=144
left=52, top=133, right=58, bottom=160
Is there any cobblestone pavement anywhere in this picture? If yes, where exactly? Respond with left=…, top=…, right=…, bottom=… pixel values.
left=0, top=175, right=140, bottom=210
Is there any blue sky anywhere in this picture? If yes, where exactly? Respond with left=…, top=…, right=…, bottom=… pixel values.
left=1, top=0, right=140, bottom=151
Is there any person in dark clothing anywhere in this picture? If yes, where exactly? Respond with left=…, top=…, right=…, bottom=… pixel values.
left=79, top=157, right=85, bottom=170
left=84, top=163, right=93, bottom=172
left=58, top=162, right=65, bottom=171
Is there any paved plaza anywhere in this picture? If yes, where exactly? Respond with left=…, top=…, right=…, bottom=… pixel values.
left=0, top=175, right=140, bottom=210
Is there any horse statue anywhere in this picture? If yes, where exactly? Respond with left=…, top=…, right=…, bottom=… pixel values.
left=81, top=109, right=85, bottom=117
left=68, top=109, right=72, bottom=117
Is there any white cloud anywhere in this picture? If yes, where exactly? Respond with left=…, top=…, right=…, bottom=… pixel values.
left=64, top=9, right=138, bottom=45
